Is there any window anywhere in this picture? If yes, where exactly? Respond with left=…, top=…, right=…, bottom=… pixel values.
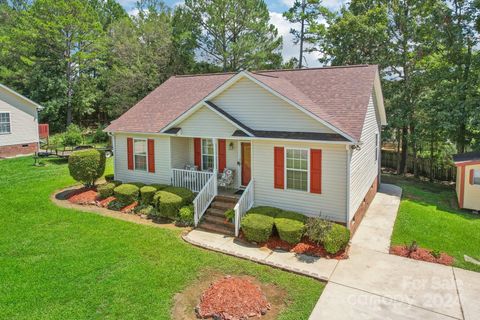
left=134, top=139, right=147, bottom=171
left=286, top=149, right=308, bottom=191
left=375, top=133, right=379, bottom=162
left=474, top=170, right=480, bottom=185
left=0, top=112, right=11, bottom=134
left=201, top=139, right=214, bottom=170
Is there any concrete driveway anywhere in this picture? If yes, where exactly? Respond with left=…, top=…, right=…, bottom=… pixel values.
left=310, top=184, right=480, bottom=320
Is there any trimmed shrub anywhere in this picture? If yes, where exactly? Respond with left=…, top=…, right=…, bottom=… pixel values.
left=134, top=204, right=155, bottom=216
left=129, top=182, right=146, bottom=188
left=97, top=183, right=115, bottom=199
left=178, top=205, right=195, bottom=226
left=114, top=184, right=139, bottom=206
left=246, top=206, right=281, bottom=218
left=304, top=218, right=333, bottom=244
left=323, top=224, right=350, bottom=254
left=150, top=184, right=169, bottom=190
left=140, top=186, right=157, bottom=205
left=241, top=213, right=275, bottom=243
left=111, top=180, right=122, bottom=186
left=274, top=211, right=306, bottom=244
left=63, top=124, right=83, bottom=147
left=92, top=126, right=109, bottom=143
left=68, top=149, right=106, bottom=186
left=107, top=199, right=124, bottom=211
left=163, top=187, right=194, bottom=205
left=154, top=191, right=183, bottom=219
left=104, top=174, right=114, bottom=182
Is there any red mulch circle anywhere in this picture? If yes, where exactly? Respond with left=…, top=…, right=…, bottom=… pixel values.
left=196, top=276, right=271, bottom=320
left=261, top=236, right=348, bottom=260
left=67, top=188, right=98, bottom=205
left=390, top=245, right=454, bottom=266
left=97, top=196, right=115, bottom=207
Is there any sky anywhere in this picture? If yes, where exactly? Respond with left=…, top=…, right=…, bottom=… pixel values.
left=118, top=0, right=346, bottom=67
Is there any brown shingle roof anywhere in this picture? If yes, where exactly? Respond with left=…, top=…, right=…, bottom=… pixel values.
left=105, top=65, right=379, bottom=141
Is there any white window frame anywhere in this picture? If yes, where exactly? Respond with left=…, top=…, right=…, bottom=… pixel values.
left=0, top=112, right=11, bottom=134
left=201, top=138, right=214, bottom=171
left=284, top=147, right=310, bottom=193
left=473, top=169, right=480, bottom=185
left=133, top=138, right=147, bottom=171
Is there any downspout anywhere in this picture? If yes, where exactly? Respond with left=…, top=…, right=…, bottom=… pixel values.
left=346, top=145, right=352, bottom=228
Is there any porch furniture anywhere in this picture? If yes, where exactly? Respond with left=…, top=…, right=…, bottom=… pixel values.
left=218, top=168, right=235, bottom=188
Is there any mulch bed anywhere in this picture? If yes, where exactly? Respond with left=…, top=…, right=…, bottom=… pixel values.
left=390, top=245, right=454, bottom=266
left=196, top=276, right=271, bottom=320
left=97, top=196, right=115, bottom=207
left=260, top=236, right=348, bottom=260
left=67, top=188, right=98, bottom=205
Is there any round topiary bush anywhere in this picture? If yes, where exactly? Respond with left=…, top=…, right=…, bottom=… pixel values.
left=154, top=191, right=183, bottom=219
left=163, top=187, right=194, bottom=205
left=140, top=186, right=157, bottom=205
left=178, top=205, right=194, bottom=226
left=274, top=210, right=306, bottom=244
left=68, top=149, right=106, bottom=186
left=241, top=213, right=275, bottom=243
left=97, top=183, right=115, bottom=199
left=150, top=184, right=169, bottom=191
left=246, top=206, right=281, bottom=218
left=304, top=218, right=333, bottom=244
left=323, top=223, right=350, bottom=254
left=113, top=184, right=139, bottom=206
left=129, top=182, right=146, bottom=188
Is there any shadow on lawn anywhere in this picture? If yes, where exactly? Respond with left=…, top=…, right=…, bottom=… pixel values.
left=382, top=174, right=480, bottom=222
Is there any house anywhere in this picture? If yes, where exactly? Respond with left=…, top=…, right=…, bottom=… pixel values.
left=453, top=152, right=480, bottom=211
left=0, top=84, right=43, bottom=158
left=105, top=65, right=386, bottom=235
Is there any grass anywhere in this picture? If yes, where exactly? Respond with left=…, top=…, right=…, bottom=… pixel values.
left=0, top=156, right=324, bottom=319
left=384, top=174, right=480, bottom=272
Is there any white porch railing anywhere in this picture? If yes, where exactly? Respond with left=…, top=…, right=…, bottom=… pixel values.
left=172, top=168, right=215, bottom=193
left=234, top=179, right=254, bottom=237
left=193, top=173, right=217, bottom=226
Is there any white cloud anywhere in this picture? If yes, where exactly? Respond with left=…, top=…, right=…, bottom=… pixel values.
left=128, top=7, right=139, bottom=17
left=269, top=11, right=322, bottom=67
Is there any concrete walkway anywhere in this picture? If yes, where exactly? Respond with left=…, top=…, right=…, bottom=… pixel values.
left=184, top=184, right=480, bottom=320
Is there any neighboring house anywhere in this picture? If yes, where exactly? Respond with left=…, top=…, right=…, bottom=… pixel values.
left=453, top=152, right=480, bottom=211
left=0, top=84, right=43, bottom=158
left=106, top=65, right=386, bottom=235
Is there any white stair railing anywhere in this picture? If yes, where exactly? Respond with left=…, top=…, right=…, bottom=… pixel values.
left=193, top=173, right=217, bottom=227
left=234, top=179, right=254, bottom=237
left=172, top=168, right=214, bottom=193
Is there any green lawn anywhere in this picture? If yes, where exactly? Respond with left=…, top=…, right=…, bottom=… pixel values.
left=0, top=156, right=323, bottom=319
left=384, top=174, right=480, bottom=272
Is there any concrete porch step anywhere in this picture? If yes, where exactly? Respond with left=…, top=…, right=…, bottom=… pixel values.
left=204, top=213, right=228, bottom=225
left=206, top=208, right=227, bottom=218
left=197, top=220, right=235, bottom=236
left=211, top=201, right=236, bottom=211
left=214, top=195, right=238, bottom=204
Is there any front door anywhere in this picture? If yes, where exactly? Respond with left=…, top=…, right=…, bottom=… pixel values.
left=241, top=142, right=251, bottom=186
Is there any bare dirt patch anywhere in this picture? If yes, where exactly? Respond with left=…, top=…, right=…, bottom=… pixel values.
left=67, top=188, right=98, bottom=205
left=172, top=271, right=287, bottom=320
left=390, top=245, right=454, bottom=266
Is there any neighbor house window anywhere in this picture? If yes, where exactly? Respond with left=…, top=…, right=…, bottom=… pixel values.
left=474, top=170, right=480, bottom=185
left=286, top=148, right=308, bottom=191
left=0, top=112, right=11, bottom=134
left=134, top=139, right=147, bottom=171
left=202, top=138, right=214, bottom=170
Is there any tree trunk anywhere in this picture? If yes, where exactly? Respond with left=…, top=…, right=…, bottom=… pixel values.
left=429, top=137, right=434, bottom=182
left=399, top=126, right=408, bottom=175
left=298, top=0, right=305, bottom=69
left=396, top=127, right=401, bottom=174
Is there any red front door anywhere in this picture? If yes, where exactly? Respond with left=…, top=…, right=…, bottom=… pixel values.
left=241, top=142, right=251, bottom=186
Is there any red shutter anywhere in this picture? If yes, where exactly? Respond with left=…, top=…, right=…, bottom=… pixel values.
left=147, top=139, right=155, bottom=173
left=310, top=149, right=322, bottom=194
left=274, top=146, right=284, bottom=189
left=194, top=138, right=201, bottom=168
left=469, top=169, right=474, bottom=185
left=218, top=139, right=226, bottom=172
left=127, top=137, right=134, bottom=170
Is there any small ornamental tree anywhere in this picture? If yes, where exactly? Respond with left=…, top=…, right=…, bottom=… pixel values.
left=63, top=124, right=83, bottom=147
left=68, top=149, right=106, bottom=187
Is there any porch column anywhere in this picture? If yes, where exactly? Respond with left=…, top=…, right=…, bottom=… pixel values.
left=212, top=138, right=218, bottom=173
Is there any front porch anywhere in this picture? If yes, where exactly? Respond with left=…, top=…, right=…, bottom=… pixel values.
left=169, top=136, right=254, bottom=236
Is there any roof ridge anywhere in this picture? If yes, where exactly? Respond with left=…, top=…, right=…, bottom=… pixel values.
left=174, top=71, right=236, bottom=78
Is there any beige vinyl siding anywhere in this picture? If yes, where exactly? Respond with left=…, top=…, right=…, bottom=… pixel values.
left=349, top=95, right=380, bottom=220
left=114, top=133, right=171, bottom=185
left=211, top=78, right=335, bottom=133
left=252, top=140, right=348, bottom=223
left=0, top=89, right=39, bottom=146
left=462, top=164, right=480, bottom=210
left=170, top=136, right=190, bottom=169
left=177, top=105, right=236, bottom=137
